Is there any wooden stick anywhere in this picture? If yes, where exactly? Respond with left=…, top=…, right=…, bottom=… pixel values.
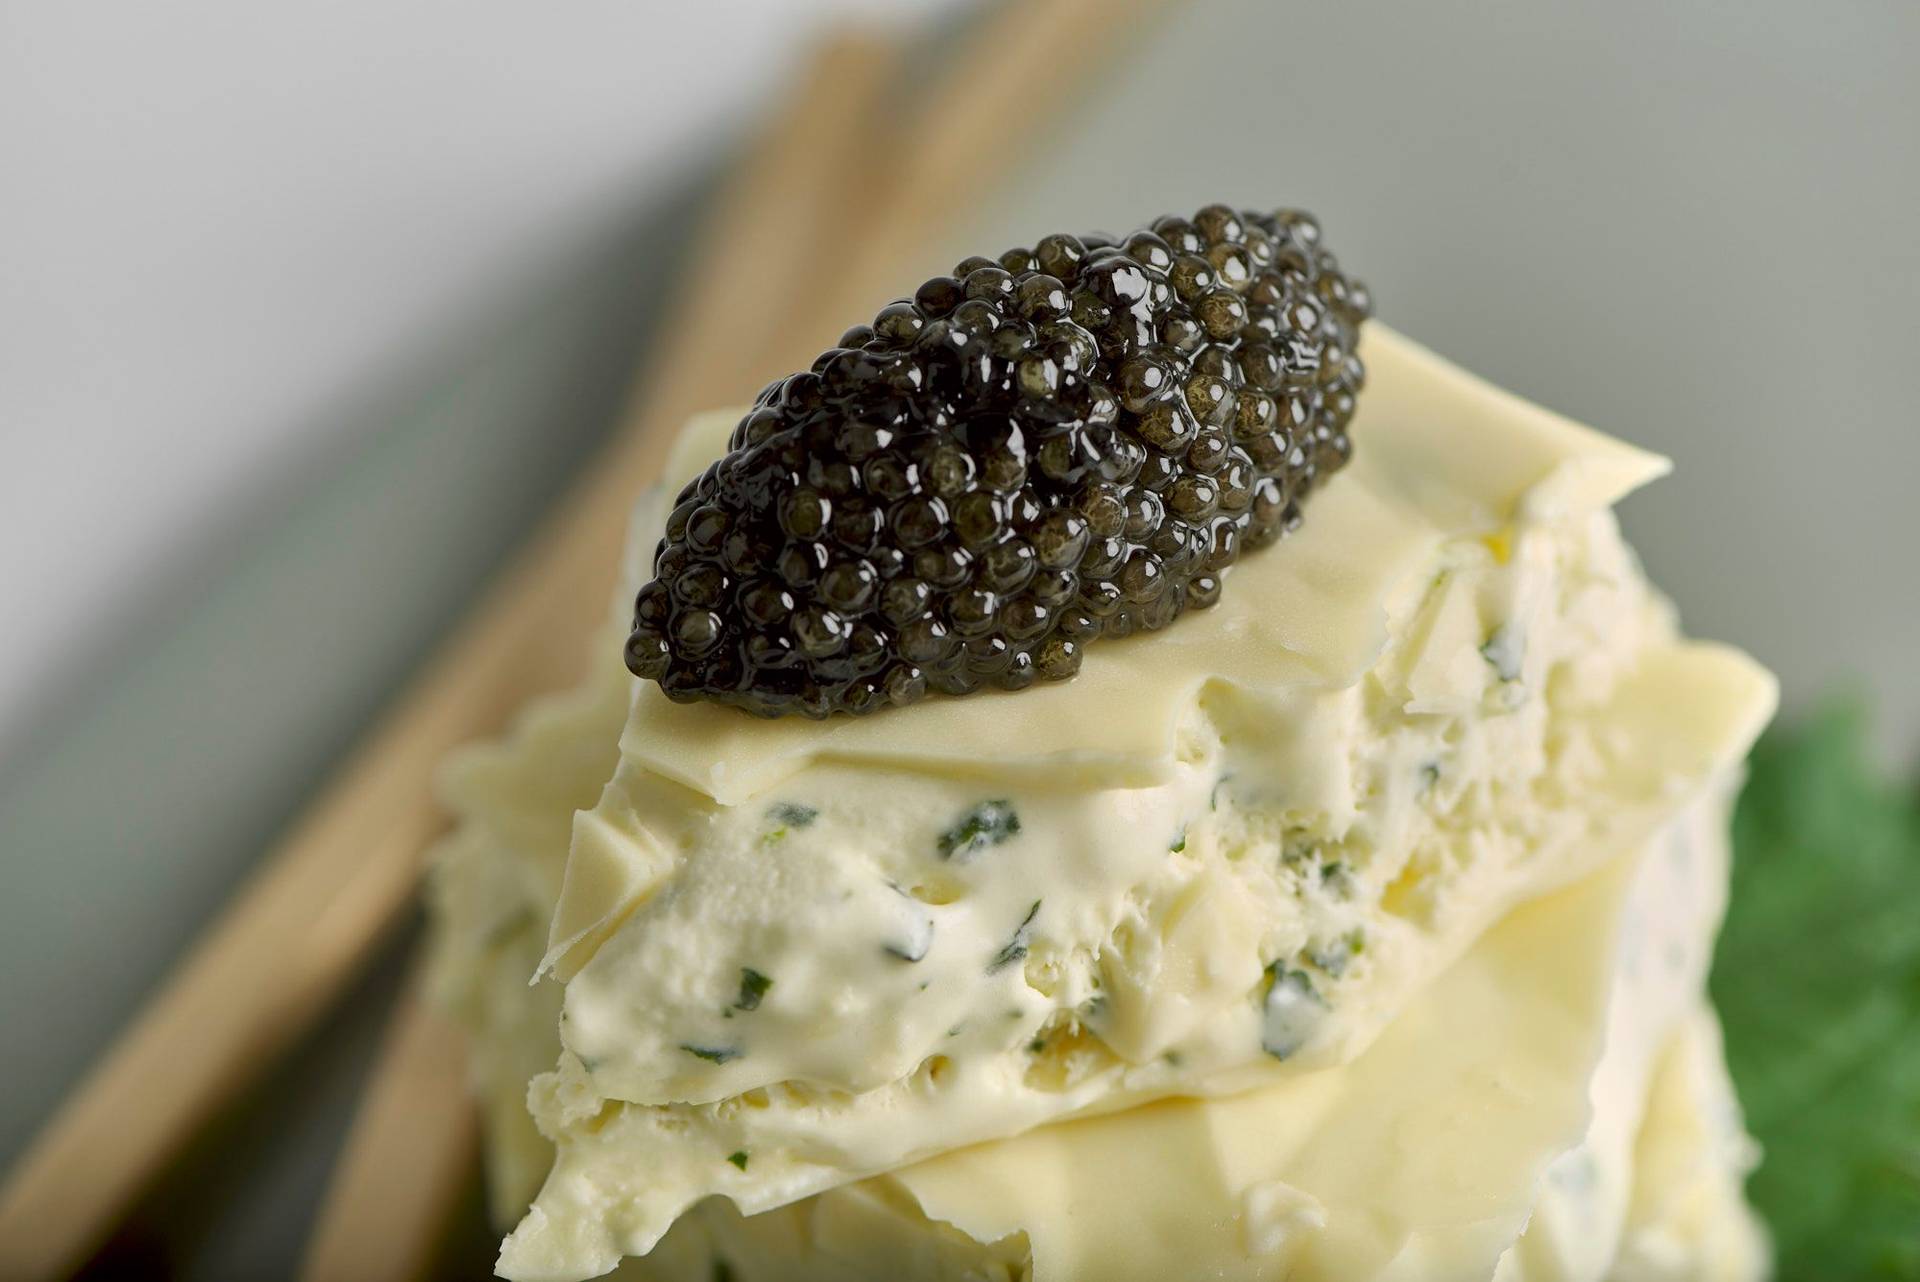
left=0, top=3, right=1165, bottom=1277
left=296, top=972, right=479, bottom=1282
left=809, top=0, right=1170, bottom=330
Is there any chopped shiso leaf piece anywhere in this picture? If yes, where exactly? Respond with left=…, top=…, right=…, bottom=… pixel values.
left=938, top=799, right=1021, bottom=860
left=680, top=1044, right=742, bottom=1066
left=733, top=968, right=772, bottom=1012
left=1260, top=964, right=1326, bottom=1060
left=1306, top=929, right=1364, bottom=978
left=1715, top=701, right=1920, bottom=1279
left=767, top=802, right=818, bottom=828
left=988, top=900, right=1042, bottom=974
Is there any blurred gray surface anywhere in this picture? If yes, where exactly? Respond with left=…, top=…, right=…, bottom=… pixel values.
left=4, top=0, right=1918, bottom=1276
left=951, top=0, right=1920, bottom=758
left=0, top=175, right=719, bottom=1274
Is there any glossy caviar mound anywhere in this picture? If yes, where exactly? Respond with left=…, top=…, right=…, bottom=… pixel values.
left=626, top=204, right=1371, bottom=717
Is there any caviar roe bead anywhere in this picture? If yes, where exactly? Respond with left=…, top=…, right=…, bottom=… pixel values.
left=627, top=203, right=1370, bottom=716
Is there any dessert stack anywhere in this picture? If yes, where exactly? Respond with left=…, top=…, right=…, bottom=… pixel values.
left=429, top=208, right=1775, bottom=1282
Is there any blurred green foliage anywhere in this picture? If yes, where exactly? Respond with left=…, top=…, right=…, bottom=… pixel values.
left=1716, top=703, right=1920, bottom=1279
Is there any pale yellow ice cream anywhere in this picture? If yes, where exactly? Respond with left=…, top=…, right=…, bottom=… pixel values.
left=611, top=786, right=1760, bottom=1282
left=426, top=327, right=1775, bottom=1281
left=432, top=698, right=1768, bottom=1282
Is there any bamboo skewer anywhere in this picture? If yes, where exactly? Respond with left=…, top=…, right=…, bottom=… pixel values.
left=811, top=0, right=1169, bottom=328
left=296, top=971, right=479, bottom=1282
left=0, top=3, right=1162, bottom=1278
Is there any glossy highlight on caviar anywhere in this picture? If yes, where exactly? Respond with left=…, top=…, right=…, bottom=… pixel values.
left=626, top=204, right=1371, bottom=717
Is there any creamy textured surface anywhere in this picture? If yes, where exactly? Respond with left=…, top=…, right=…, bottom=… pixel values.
left=1605, top=1010, right=1769, bottom=1282
left=423, top=327, right=1776, bottom=1281
left=607, top=787, right=1761, bottom=1282
left=437, top=752, right=1767, bottom=1281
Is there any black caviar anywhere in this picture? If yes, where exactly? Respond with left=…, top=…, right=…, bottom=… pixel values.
left=626, top=204, right=1370, bottom=717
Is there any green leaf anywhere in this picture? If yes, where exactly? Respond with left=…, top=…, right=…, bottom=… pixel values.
left=988, top=900, right=1041, bottom=974
left=1714, top=700, right=1920, bottom=1278
left=734, top=967, right=772, bottom=1012
left=938, top=800, right=1021, bottom=861
left=1480, top=621, right=1524, bottom=681
left=768, top=802, right=818, bottom=828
